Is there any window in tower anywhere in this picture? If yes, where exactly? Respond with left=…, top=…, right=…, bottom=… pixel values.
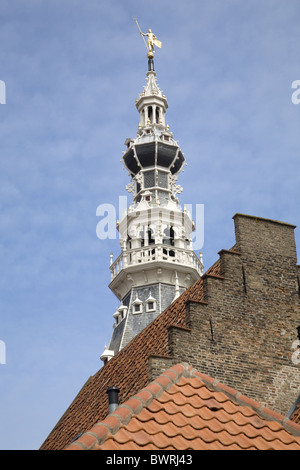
left=132, top=294, right=143, bottom=314
left=140, top=226, right=155, bottom=246
left=148, top=106, right=153, bottom=124
left=155, top=107, right=159, bottom=124
left=134, top=304, right=142, bottom=313
left=145, top=292, right=156, bottom=312
left=144, top=170, right=155, bottom=188
left=163, top=226, right=175, bottom=246
left=148, top=227, right=155, bottom=245
left=140, top=229, right=144, bottom=247
left=157, top=171, right=168, bottom=189
left=113, top=303, right=128, bottom=326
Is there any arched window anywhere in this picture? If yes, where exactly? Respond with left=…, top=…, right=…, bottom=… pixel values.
left=155, top=107, right=160, bottom=124
left=163, top=226, right=175, bottom=246
left=140, top=226, right=155, bottom=246
left=148, top=106, right=153, bottom=124
left=148, top=227, right=155, bottom=245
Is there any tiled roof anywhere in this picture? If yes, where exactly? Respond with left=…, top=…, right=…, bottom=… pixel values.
left=40, top=261, right=219, bottom=450
left=66, top=363, right=300, bottom=451
left=40, top=248, right=300, bottom=449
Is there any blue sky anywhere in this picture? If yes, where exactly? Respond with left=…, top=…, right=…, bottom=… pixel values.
left=0, top=0, right=300, bottom=450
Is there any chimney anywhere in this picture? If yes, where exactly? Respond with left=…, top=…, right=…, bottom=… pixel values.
left=106, top=386, right=120, bottom=414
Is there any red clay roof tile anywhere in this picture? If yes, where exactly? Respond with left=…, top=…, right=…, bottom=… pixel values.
left=65, top=363, right=300, bottom=451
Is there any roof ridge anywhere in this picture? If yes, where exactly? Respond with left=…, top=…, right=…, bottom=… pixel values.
left=65, top=363, right=300, bottom=450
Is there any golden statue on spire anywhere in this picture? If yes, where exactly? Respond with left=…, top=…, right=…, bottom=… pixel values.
left=141, top=28, right=162, bottom=58
left=134, top=18, right=162, bottom=59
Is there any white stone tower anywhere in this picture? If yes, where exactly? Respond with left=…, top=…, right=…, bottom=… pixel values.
left=100, top=47, right=203, bottom=364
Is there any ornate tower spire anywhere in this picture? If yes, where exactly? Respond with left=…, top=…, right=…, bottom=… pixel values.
left=100, top=29, right=203, bottom=365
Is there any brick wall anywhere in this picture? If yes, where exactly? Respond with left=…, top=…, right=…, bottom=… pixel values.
left=149, top=214, right=300, bottom=415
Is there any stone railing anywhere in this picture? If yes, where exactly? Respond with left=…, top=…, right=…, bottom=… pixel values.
left=110, top=244, right=203, bottom=281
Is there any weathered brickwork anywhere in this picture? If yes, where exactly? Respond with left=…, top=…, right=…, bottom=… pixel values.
left=149, top=214, right=300, bottom=415
left=148, top=355, right=174, bottom=381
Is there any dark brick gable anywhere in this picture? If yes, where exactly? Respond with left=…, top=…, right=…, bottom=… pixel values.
left=40, top=213, right=300, bottom=450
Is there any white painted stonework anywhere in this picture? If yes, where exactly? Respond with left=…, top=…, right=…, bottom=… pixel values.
left=101, top=61, right=204, bottom=361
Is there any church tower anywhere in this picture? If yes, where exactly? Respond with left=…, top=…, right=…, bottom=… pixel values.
left=100, top=31, right=203, bottom=364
